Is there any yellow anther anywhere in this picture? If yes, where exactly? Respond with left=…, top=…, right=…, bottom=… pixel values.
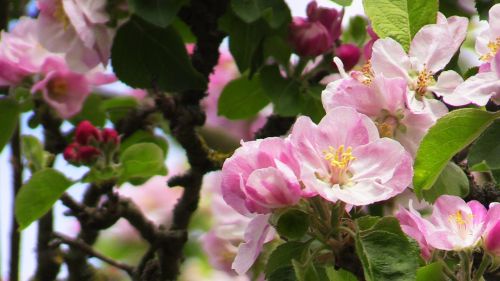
left=415, top=67, right=434, bottom=97
left=449, top=210, right=473, bottom=226
left=323, top=145, right=356, bottom=169
left=361, top=61, right=374, bottom=85
left=479, top=37, right=500, bottom=61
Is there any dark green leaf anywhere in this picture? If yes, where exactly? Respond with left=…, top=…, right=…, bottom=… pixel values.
left=414, top=109, right=499, bottom=197
left=422, top=162, right=470, bottom=203
left=266, top=241, right=310, bottom=278
left=416, top=262, right=446, bottom=281
left=263, top=35, right=292, bottom=66
left=218, top=75, right=270, bottom=120
left=15, top=168, right=73, bottom=230
left=231, top=0, right=291, bottom=28
left=127, top=0, right=187, bottom=27
left=111, top=17, right=205, bottom=92
left=268, top=266, right=297, bottom=281
left=363, top=0, right=438, bottom=51
left=476, top=0, right=500, bottom=20
left=355, top=216, right=420, bottom=281
left=468, top=120, right=500, bottom=171
left=0, top=98, right=19, bottom=152
left=119, top=143, right=167, bottom=184
left=70, top=94, right=106, bottom=127
left=276, top=209, right=310, bottom=240
left=260, top=65, right=302, bottom=116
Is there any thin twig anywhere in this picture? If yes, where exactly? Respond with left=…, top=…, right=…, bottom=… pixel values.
left=9, top=125, right=22, bottom=281
left=52, top=232, right=135, bottom=277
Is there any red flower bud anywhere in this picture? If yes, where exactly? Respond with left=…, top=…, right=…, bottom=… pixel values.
left=101, top=128, right=120, bottom=145
left=335, top=43, right=361, bottom=71
left=78, top=145, right=101, bottom=164
left=289, top=18, right=332, bottom=57
left=75, top=121, right=101, bottom=145
left=306, top=1, right=343, bottom=42
left=63, top=142, right=80, bottom=163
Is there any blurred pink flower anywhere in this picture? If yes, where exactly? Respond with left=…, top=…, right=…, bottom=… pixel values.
left=335, top=43, right=361, bottom=71
left=36, top=0, right=114, bottom=72
left=31, top=57, right=116, bottom=118
left=363, top=26, right=378, bottom=60
left=290, top=106, right=412, bottom=206
left=484, top=203, right=500, bottom=256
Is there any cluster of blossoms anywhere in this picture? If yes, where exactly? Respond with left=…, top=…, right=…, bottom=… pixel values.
left=218, top=2, right=500, bottom=277
left=0, top=0, right=116, bottom=118
left=64, top=120, right=120, bottom=165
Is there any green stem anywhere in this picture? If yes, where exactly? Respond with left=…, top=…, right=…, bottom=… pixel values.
left=472, top=254, right=491, bottom=281
left=339, top=226, right=356, bottom=238
left=439, top=259, right=459, bottom=281
left=459, top=251, right=472, bottom=281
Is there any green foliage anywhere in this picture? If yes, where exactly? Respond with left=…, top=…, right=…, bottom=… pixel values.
left=325, top=267, right=358, bottom=281
left=416, top=262, right=446, bottom=281
left=120, top=130, right=169, bottom=156
left=355, top=216, right=420, bottom=281
left=363, top=0, right=438, bottom=51
left=100, top=96, right=138, bottom=124
left=342, top=16, right=368, bottom=47
left=15, top=168, right=73, bottom=230
left=127, top=0, right=187, bottom=27
left=476, top=0, right=500, bottom=20
left=0, top=98, right=19, bottom=153
left=119, top=143, right=167, bottom=185
left=266, top=241, right=311, bottom=280
left=71, top=94, right=106, bottom=127
left=422, top=162, right=469, bottom=203
left=21, top=135, right=50, bottom=172
left=231, top=0, right=291, bottom=28
left=218, top=75, right=270, bottom=120
left=329, top=0, right=353, bottom=6
left=413, top=109, right=499, bottom=197
left=468, top=120, right=500, bottom=171
left=111, top=17, right=205, bottom=92
left=276, top=209, right=310, bottom=240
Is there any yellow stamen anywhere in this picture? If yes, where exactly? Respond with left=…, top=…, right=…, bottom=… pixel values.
left=323, top=145, right=355, bottom=169
left=479, top=37, right=500, bottom=62
left=415, top=67, right=434, bottom=97
left=361, top=61, right=374, bottom=85
left=449, top=210, right=473, bottom=226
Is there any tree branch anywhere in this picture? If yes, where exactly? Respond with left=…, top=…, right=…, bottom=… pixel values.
left=9, top=125, right=22, bottom=281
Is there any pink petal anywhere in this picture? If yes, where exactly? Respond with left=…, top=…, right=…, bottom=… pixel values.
left=454, top=72, right=500, bottom=106
left=371, top=38, right=411, bottom=80
left=429, top=70, right=469, bottom=106
left=409, top=24, right=454, bottom=73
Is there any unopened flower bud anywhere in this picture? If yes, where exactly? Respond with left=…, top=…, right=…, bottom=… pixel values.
left=75, top=121, right=101, bottom=145
left=78, top=145, right=101, bottom=164
left=63, top=142, right=80, bottom=163
left=306, top=1, right=343, bottom=42
left=289, top=18, right=332, bottom=57
left=101, top=128, right=120, bottom=145
left=335, top=44, right=361, bottom=71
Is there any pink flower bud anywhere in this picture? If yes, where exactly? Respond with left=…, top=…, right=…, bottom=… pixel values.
left=63, top=142, right=80, bottom=163
left=363, top=26, right=378, bottom=59
left=289, top=18, right=332, bottom=57
left=101, top=128, right=120, bottom=145
left=75, top=121, right=101, bottom=145
left=78, top=145, right=101, bottom=164
left=485, top=220, right=500, bottom=256
left=306, top=1, right=343, bottom=42
left=335, top=44, right=361, bottom=71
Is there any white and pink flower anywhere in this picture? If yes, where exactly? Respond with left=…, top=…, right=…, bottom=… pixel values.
left=290, top=106, right=413, bottom=206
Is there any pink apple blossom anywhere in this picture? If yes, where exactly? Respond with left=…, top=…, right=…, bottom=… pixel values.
left=363, top=26, right=378, bottom=60
left=221, top=137, right=302, bottom=216
left=484, top=203, right=500, bottom=256
left=36, top=0, right=114, bottom=72
left=396, top=200, right=434, bottom=259
left=31, top=57, right=116, bottom=118
left=290, top=106, right=413, bottom=206
left=322, top=74, right=442, bottom=156
left=398, top=195, right=487, bottom=252
left=370, top=14, right=468, bottom=111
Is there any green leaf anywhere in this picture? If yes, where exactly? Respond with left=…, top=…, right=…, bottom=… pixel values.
left=363, top=0, right=438, bottom=51
left=276, top=209, right=310, bottom=240
left=329, top=0, right=353, bottom=7
left=119, top=143, right=167, bottom=184
left=0, top=98, right=19, bottom=153
left=413, top=109, right=499, bottom=197
left=260, top=65, right=302, bottom=116
left=220, top=12, right=269, bottom=73
left=120, top=130, right=169, bottom=156
left=422, top=162, right=469, bottom=203
left=101, top=96, right=138, bottom=124
left=325, top=267, right=358, bottom=281
left=70, top=94, right=106, bottom=127
left=218, top=75, right=270, bottom=120
left=15, top=168, right=73, bottom=230
left=355, top=216, right=420, bottom=281
left=111, top=17, right=205, bottom=92
left=231, top=0, right=291, bottom=28
left=263, top=35, right=292, bottom=66
left=266, top=241, right=310, bottom=279
left=468, top=120, right=500, bottom=171
left=342, top=16, right=367, bottom=47
left=476, top=0, right=500, bottom=20
left=21, top=135, right=49, bottom=172
left=268, top=266, right=297, bottom=281
left=416, top=263, right=446, bottom=281
left=127, top=0, right=187, bottom=27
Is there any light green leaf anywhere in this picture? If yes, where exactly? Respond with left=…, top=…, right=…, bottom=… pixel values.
left=120, top=130, right=169, bottom=156
left=342, top=16, right=367, bottom=47
left=363, top=0, right=438, bottom=50
left=355, top=216, right=420, bottom=281
left=422, top=162, right=469, bottom=203
left=15, top=168, right=73, bottom=230
left=329, top=0, right=353, bottom=7
left=416, top=262, right=446, bottom=281
left=218, top=75, right=270, bottom=120
left=111, top=17, right=205, bottom=92
left=127, top=0, right=187, bottom=27
left=468, top=120, right=500, bottom=171
left=0, top=98, right=19, bottom=153
left=414, top=109, right=499, bottom=197
left=21, top=135, right=50, bottom=172
left=119, top=143, right=167, bottom=184
left=325, top=267, right=358, bottom=281
left=70, top=94, right=106, bottom=127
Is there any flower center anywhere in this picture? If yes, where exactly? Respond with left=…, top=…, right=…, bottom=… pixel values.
left=448, top=210, right=474, bottom=239
left=479, top=37, right=500, bottom=62
left=54, top=1, right=70, bottom=29
left=415, top=67, right=434, bottom=98
left=322, top=145, right=355, bottom=185
left=358, top=61, right=374, bottom=85
left=47, top=77, right=69, bottom=102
